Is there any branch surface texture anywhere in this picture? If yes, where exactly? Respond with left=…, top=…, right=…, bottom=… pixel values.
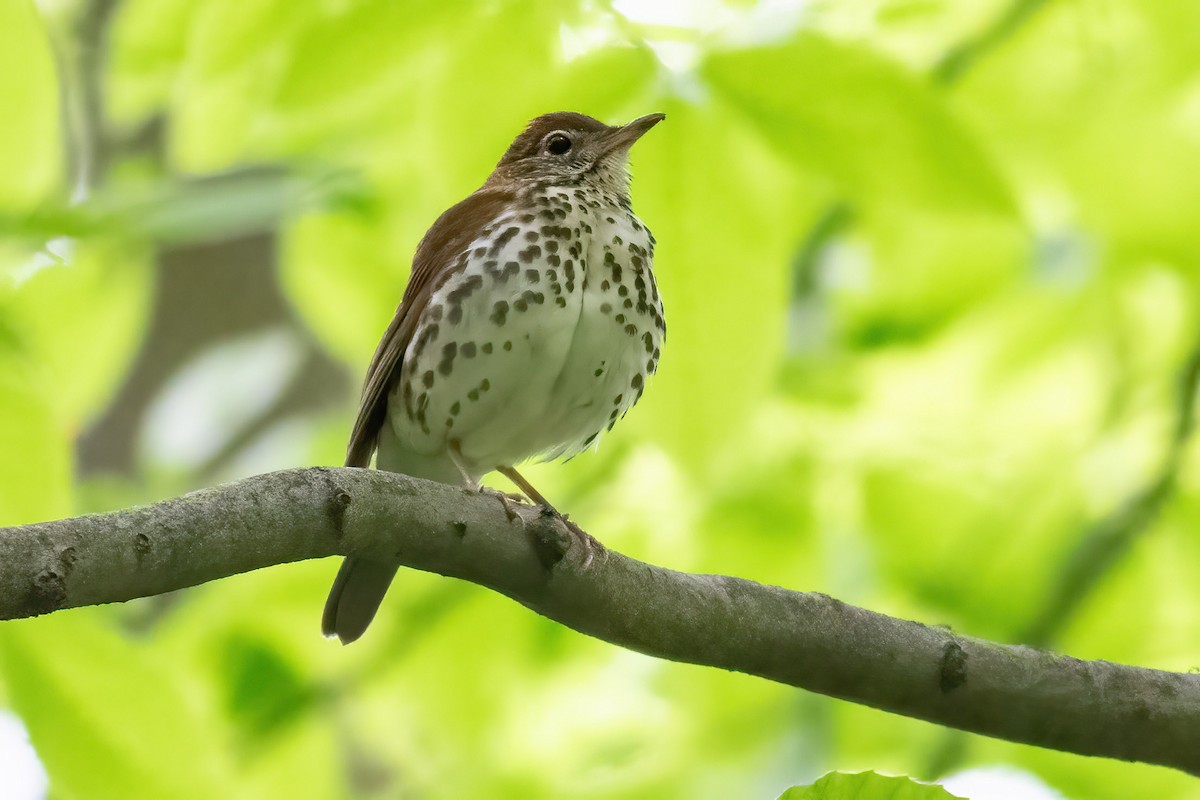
left=2, top=467, right=1198, bottom=775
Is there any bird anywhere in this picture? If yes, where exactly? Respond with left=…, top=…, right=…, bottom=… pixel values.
left=322, top=111, right=666, bottom=644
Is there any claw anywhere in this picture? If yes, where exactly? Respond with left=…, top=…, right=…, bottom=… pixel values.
left=480, top=486, right=521, bottom=523
left=557, top=512, right=597, bottom=569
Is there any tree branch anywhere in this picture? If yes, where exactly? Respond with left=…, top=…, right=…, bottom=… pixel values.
left=2, top=467, right=1198, bottom=775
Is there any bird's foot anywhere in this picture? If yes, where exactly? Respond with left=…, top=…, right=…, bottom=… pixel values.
left=548, top=509, right=597, bottom=569
left=479, top=485, right=524, bottom=522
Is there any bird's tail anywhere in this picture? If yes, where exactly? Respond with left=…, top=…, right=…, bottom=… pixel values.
left=321, top=557, right=401, bottom=644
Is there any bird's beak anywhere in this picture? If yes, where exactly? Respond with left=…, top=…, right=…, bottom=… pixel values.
left=600, top=113, right=666, bottom=156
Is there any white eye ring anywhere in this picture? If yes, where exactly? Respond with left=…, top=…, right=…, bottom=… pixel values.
left=545, top=132, right=572, bottom=155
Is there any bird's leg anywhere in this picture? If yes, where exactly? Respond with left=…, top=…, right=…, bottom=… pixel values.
left=497, top=465, right=596, bottom=567
left=496, top=465, right=555, bottom=509
left=447, top=439, right=522, bottom=522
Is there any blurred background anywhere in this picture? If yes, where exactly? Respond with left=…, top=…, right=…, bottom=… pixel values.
left=2, top=0, right=1200, bottom=797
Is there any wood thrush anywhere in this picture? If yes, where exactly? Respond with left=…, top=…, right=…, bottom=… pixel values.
left=323, top=111, right=665, bottom=643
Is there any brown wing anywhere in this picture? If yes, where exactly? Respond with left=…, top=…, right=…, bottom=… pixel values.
left=344, top=186, right=517, bottom=467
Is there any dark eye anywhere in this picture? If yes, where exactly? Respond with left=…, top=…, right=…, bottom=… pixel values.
left=546, top=133, right=572, bottom=155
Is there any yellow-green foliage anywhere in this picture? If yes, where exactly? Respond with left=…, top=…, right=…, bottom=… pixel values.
left=3, top=1, right=1200, bottom=798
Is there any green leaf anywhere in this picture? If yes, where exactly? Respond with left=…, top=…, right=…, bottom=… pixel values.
left=702, top=33, right=1017, bottom=217
left=106, top=0, right=200, bottom=126
left=0, top=337, right=70, bottom=525
left=833, top=205, right=1027, bottom=343
left=779, top=771, right=963, bottom=800
left=5, top=239, right=152, bottom=427
left=0, top=613, right=235, bottom=800
left=0, top=0, right=60, bottom=210
left=0, top=244, right=72, bottom=525
left=168, top=0, right=311, bottom=170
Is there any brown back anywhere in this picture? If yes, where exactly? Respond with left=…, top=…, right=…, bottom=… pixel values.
left=344, top=186, right=515, bottom=467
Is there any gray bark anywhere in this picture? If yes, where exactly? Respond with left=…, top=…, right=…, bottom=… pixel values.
left=1, top=467, right=1197, bottom=775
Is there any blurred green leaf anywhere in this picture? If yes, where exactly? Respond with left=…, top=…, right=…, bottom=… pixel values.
left=0, top=337, right=70, bottom=525
left=779, top=771, right=962, bottom=800
left=702, top=32, right=1017, bottom=216
left=0, top=613, right=234, bottom=800
left=107, top=0, right=200, bottom=126
left=220, top=634, right=317, bottom=745
left=169, top=0, right=312, bottom=170
left=0, top=0, right=60, bottom=210
left=5, top=238, right=152, bottom=427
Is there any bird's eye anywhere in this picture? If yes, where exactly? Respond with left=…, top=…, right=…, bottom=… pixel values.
left=546, top=133, right=572, bottom=156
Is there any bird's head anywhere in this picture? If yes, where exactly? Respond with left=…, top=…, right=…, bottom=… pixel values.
left=488, top=111, right=664, bottom=201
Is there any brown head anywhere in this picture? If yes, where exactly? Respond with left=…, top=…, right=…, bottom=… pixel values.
left=487, top=111, right=665, bottom=200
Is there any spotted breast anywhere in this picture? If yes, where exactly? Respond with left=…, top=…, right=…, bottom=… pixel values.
left=388, top=180, right=664, bottom=476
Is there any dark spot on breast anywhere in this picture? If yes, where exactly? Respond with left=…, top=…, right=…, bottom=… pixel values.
left=624, top=323, right=637, bottom=336
left=519, top=245, right=542, bottom=264
left=461, top=342, right=476, bottom=358
left=450, top=401, right=461, bottom=415
left=438, top=344, right=458, bottom=377
left=422, top=370, right=435, bottom=388
left=514, top=298, right=528, bottom=312
left=600, top=302, right=612, bottom=314
left=525, top=269, right=541, bottom=283
left=503, top=340, right=513, bottom=351
left=525, top=230, right=539, bottom=242
left=482, top=342, right=493, bottom=354
left=631, top=374, right=643, bottom=390
left=491, top=301, right=509, bottom=325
